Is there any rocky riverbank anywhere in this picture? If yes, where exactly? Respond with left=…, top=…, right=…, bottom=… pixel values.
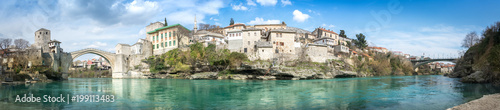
left=447, top=93, right=500, bottom=110
left=155, top=63, right=366, bottom=80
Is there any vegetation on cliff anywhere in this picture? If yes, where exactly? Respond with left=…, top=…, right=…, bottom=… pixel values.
left=351, top=52, right=414, bottom=76
left=144, top=42, right=248, bottom=74
left=450, top=21, right=500, bottom=84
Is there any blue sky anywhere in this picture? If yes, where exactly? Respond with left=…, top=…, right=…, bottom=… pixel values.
left=0, top=0, right=499, bottom=61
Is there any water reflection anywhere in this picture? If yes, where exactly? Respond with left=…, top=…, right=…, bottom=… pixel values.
left=1, top=75, right=500, bottom=109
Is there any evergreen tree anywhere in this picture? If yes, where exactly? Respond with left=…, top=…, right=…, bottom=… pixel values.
left=229, top=18, right=234, bottom=25
left=339, top=30, right=347, bottom=38
left=354, top=33, right=368, bottom=50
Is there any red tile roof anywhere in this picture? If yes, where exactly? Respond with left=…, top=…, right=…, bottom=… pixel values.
left=225, top=23, right=245, bottom=28
left=318, top=28, right=338, bottom=35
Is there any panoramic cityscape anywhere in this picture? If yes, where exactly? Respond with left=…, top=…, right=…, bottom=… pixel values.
left=1, top=0, right=500, bottom=109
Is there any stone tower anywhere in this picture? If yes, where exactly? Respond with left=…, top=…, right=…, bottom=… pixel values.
left=34, top=28, right=51, bottom=52
left=194, top=15, right=197, bottom=33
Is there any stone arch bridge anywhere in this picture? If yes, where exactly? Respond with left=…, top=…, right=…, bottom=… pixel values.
left=411, top=58, right=458, bottom=69
left=69, top=48, right=128, bottom=78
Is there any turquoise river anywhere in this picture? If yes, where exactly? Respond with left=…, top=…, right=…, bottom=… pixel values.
left=1, top=75, right=500, bottom=109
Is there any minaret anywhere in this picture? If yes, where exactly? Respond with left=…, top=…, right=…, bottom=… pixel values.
left=194, top=15, right=197, bottom=33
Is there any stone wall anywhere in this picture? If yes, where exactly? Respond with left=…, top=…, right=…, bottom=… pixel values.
left=228, top=39, right=243, bottom=52
left=254, top=47, right=274, bottom=60
left=306, top=45, right=329, bottom=63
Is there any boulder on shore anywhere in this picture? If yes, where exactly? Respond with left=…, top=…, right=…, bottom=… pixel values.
left=460, top=71, right=490, bottom=83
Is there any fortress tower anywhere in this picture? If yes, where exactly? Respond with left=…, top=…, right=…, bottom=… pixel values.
left=34, top=28, right=51, bottom=52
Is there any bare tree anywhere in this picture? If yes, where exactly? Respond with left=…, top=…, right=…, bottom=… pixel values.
left=0, top=38, right=12, bottom=56
left=14, top=38, right=30, bottom=49
left=462, top=31, right=480, bottom=48
left=0, top=38, right=11, bottom=50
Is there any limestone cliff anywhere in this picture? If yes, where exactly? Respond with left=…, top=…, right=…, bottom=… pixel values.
left=447, top=22, right=500, bottom=85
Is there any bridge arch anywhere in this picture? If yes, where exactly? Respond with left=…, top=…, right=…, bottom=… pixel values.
left=70, top=48, right=116, bottom=69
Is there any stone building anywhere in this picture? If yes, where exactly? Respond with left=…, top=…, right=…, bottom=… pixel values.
left=314, top=37, right=337, bottom=47
left=223, top=23, right=246, bottom=35
left=242, top=28, right=262, bottom=56
left=250, top=22, right=287, bottom=31
left=263, top=29, right=296, bottom=54
left=33, top=28, right=51, bottom=52
left=146, top=23, right=191, bottom=55
left=226, top=29, right=243, bottom=52
left=193, top=30, right=226, bottom=47
left=254, top=41, right=274, bottom=60
left=113, top=39, right=153, bottom=78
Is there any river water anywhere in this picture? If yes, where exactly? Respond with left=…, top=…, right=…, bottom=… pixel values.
left=1, top=75, right=500, bottom=109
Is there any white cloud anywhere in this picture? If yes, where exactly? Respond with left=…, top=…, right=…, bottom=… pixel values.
left=0, top=0, right=228, bottom=61
left=87, top=41, right=108, bottom=48
left=256, top=0, right=277, bottom=6
left=292, top=10, right=310, bottom=22
left=322, top=24, right=335, bottom=28
left=247, top=17, right=281, bottom=25
left=308, top=9, right=321, bottom=15
left=419, top=24, right=456, bottom=33
left=210, top=17, right=219, bottom=21
left=281, top=0, right=292, bottom=6
left=231, top=3, right=248, bottom=11
left=247, top=0, right=257, bottom=6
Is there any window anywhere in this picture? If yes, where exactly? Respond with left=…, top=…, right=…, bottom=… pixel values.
left=156, top=36, right=158, bottom=41
left=244, top=48, right=247, bottom=53
left=161, top=34, right=163, bottom=39
left=165, top=42, right=168, bottom=47
left=262, top=49, right=264, bottom=52
left=173, top=31, right=176, bottom=37
left=153, top=36, right=155, bottom=41
left=153, top=46, right=155, bottom=49
left=40, top=32, right=42, bottom=34
left=280, top=42, right=284, bottom=46
left=173, top=41, right=176, bottom=46
left=157, top=44, right=159, bottom=49
left=248, top=41, right=250, bottom=45
left=46, top=32, right=48, bottom=34
left=169, top=41, right=172, bottom=46
left=248, top=33, right=250, bottom=36
left=254, top=32, right=256, bottom=36
left=275, top=49, right=279, bottom=53
left=169, top=32, right=171, bottom=37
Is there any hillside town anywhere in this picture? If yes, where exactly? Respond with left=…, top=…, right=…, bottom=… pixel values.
left=137, top=17, right=455, bottom=73
left=0, top=16, right=458, bottom=80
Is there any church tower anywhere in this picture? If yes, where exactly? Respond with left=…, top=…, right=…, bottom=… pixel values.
left=194, top=15, right=197, bottom=33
